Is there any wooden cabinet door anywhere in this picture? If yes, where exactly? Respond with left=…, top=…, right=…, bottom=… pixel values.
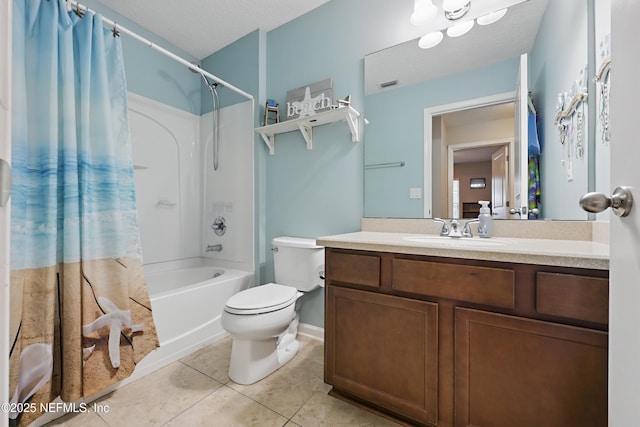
left=325, top=286, right=439, bottom=425
left=454, top=308, right=608, bottom=427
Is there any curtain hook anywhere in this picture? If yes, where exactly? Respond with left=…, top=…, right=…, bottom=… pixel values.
left=73, top=4, right=84, bottom=18
left=112, top=23, right=120, bottom=38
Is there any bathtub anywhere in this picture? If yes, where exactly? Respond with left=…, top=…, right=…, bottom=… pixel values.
left=135, top=258, right=253, bottom=374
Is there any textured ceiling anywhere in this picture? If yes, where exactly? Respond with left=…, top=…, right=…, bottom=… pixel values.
left=92, top=0, right=331, bottom=59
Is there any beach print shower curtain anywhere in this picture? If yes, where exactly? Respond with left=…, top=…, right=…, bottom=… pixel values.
left=10, top=1, right=158, bottom=424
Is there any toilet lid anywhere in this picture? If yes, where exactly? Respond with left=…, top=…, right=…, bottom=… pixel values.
left=225, top=283, right=298, bottom=314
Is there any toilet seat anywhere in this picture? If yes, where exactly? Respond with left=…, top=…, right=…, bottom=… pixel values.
left=224, top=283, right=298, bottom=315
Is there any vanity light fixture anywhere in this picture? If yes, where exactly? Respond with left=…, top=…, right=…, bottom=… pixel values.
left=442, top=0, right=471, bottom=21
left=418, top=31, right=444, bottom=49
left=477, top=8, right=508, bottom=25
left=446, top=19, right=474, bottom=37
left=410, top=0, right=438, bottom=26
left=413, top=0, right=509, bottom=49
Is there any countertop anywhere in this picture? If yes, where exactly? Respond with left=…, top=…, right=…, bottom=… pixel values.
left=317, top=231, right=609, bottom=270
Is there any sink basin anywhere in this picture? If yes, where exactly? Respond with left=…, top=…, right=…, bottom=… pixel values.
left=403, top=235, right=506, bottom=248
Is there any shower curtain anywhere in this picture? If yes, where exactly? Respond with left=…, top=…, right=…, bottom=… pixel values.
left=9, top=1, right=158, bottom=424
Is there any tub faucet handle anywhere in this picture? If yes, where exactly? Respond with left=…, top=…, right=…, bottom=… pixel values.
left=211, top=216, right=227, bottom=236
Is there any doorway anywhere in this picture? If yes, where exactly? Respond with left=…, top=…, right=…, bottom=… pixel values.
left=448, top=140, right=513, bottom=219
left=428, top=98, right=515, bottom=218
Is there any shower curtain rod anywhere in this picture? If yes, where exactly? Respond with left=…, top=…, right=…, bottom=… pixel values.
left=67, top=0, right=254, bottom=101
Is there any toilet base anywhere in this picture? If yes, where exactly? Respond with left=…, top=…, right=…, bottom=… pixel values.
left=228, top=315, right=300, bottom=385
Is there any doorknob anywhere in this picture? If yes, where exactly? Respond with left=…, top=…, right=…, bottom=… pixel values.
left=579, top=186, right=633, bottom=217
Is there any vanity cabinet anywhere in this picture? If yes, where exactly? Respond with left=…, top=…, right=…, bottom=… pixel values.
left=324, top=247, right=609, bottom=427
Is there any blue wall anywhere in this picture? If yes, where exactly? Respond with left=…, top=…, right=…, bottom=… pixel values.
left=260, top=0, right=422, bottom=326
left=83, top=1, right=202, bottom=115
left=200, top=30, right=262, bottom=112
left=529, top=0, right=589, bottom=220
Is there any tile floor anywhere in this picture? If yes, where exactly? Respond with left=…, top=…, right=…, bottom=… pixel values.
left=45, top=335, right=400, bottom=426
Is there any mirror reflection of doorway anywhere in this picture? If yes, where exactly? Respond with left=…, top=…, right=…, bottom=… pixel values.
left=491, top=145, right=509, bottom=219
left=449, top=142, right=512, bottom=218
left=435, top=102, right=515, bottom=219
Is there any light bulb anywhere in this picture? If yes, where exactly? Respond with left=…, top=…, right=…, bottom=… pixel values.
left=418, top=31, right=444, bottom=49
left=477, top=8, right=507, bottom=26
left=446, top=19, right=474, bottom=37
left=410, top=0, right=438, bottom=27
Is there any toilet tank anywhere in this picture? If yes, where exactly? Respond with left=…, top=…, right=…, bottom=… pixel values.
left=272, top=237, right=325, bottom=292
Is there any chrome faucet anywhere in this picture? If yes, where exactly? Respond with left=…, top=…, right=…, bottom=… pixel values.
left=447, top=219, right=462, bottom=237
left=206, top=244, right=222, bottom=252
left=433, top=218, right=450, bottom=236
left=462, top=218, right=479, bottom=237
left=434, top=218, right=478, bottom=238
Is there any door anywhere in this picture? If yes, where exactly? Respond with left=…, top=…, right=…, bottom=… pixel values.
left=608, top=0, right=640, bottom=424
left=513, top=53, right=529, bottom=219
left=325, top=286, right=439, bottom=425
left=455, top=308, right=608, bottom=427
left=491, top=146, right=508, bottom=219
left=0, top=2, right=11, bottom=426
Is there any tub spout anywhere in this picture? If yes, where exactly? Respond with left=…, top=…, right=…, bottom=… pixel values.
left=206, top=244, right=222, bottom=252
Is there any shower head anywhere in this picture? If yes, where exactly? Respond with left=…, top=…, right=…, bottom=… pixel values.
left=189, top=63, right=219, bottom=88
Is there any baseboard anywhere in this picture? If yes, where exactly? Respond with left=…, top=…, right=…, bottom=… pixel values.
left=298, top=323, right=324, bottom=341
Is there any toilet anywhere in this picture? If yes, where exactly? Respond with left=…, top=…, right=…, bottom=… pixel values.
left=221, top=236, right=324, bottom=385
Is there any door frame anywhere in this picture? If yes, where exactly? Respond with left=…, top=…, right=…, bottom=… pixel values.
left=1, top=1, right=12, bottom=426
left=446, top=139, right=513, bottom=218
left=423, top=91, right=515, bottom=218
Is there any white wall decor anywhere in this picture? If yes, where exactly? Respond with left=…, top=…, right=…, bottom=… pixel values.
left=285, top=78, right=333, bottom=119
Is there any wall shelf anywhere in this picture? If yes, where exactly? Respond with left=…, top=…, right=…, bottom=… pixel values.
left=255, top=105, right=360, bottom=155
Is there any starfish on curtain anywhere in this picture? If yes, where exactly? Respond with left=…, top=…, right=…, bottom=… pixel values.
left=82, top=296, right=145, bottom=369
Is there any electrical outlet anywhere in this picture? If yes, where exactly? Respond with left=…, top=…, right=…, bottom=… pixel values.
left=409, top=187, right=422, bottom=199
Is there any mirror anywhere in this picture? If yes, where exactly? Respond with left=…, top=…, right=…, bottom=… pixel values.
left=363, top=0, right=611, bottom=220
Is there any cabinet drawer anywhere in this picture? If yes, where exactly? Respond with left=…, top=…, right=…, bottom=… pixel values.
left=392, top=258, right=515, bottom=308
left=536, top=272, right=609, bottom=325
left=327, top=251, right=380, bottom=288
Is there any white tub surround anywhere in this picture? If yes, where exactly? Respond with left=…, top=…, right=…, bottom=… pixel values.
left=317, top=231, right=609, bottom=270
